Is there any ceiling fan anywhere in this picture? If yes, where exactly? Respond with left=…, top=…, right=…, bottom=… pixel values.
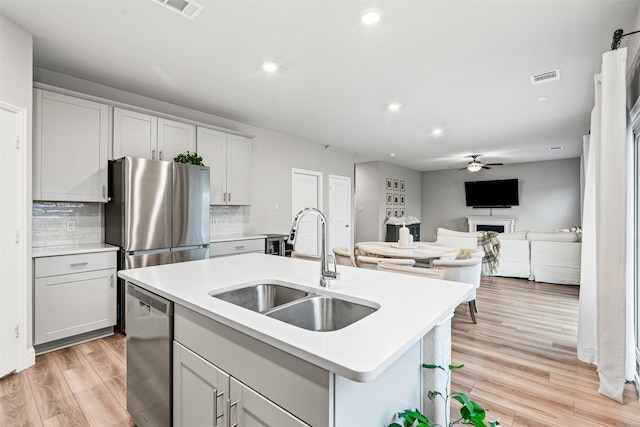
left=459, top=155, right=503, bottom=172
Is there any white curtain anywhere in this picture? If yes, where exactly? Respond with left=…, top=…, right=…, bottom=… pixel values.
left=577, top=47, right=635, bottom=403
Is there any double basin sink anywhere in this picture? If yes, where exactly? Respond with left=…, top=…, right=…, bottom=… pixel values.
left=210, top=282, right=378, bottom=332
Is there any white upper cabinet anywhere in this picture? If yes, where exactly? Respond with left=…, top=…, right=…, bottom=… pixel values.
left=33, top=89, right=109, bottom=202
left=113, top=107, right=195, bottom=161
left=197, top=127, right=253, bottom=205
left=158, top=117, right=196, bottom=162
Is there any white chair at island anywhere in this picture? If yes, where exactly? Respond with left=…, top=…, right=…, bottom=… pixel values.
left=431, top=256, right=482, bottom=324
left=356, top=255, right=415, bottom=269
left=332, top=246, right=357, bottom=267
left=377, top=262, right=444, bottom=279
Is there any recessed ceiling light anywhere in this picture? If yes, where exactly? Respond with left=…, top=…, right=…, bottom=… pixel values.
left=537, top=96, right=547, bottom=102
left=388, top=103, right=401, bottom=111
left=549, top=146, right=563, bottom=151
left=432, top=128, right=443, bottom=136
left=389, top=153, right=396, bottom=157
left=261, top=61, right=279, bottom=72
left=361, top=9, right=382, bottom=25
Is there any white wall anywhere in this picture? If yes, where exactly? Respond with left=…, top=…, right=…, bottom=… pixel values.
left=0, top=13, right=34, bottom=360
left=34, top=68, right=355, bottom=236
left=420, top=158, right=581, bottom=240
left=355, top=161, right=421, bottom=242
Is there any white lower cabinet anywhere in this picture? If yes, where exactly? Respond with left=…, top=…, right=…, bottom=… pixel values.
left=33, top=251, right=117, bottom=346
left=210, top=238, right=266, bottom=258
left=174, top=342, right=308, bottom=427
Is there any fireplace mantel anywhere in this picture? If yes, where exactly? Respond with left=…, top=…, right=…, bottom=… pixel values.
left=467, top=216, right=517, bottom=233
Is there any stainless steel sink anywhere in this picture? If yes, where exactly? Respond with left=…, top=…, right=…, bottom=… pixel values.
left=266, top=295, right=377, bottom=332
left=212, top=283, right=309, bottom=313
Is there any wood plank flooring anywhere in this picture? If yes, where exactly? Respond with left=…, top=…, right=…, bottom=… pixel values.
left=1, top=276, right=639, bottom=426
left=450, top=276, right=640, bottom=426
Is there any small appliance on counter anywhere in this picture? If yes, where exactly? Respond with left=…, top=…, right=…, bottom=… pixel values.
left=105, top=157, right=210, bottom=333
left=265, top=233, right=291, bottom=257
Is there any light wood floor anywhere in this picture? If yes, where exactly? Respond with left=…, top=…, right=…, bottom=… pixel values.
left=1, top=276, right=640, bottom=426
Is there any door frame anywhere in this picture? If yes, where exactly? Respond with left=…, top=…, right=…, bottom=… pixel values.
left=291, top=168, right=323, bottom=255
left=0, top=99, right=33, bottom=374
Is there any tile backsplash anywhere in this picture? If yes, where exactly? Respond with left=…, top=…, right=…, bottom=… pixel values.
left=210, top=205, right=247, bottom=237
left=32, top=202, right=103, bottom=247
left=33, top=202, right=247, bottom=246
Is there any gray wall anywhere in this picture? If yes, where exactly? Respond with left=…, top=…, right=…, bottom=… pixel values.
left=34, top=68, right=355, bottom=237
left=355, top=161, right=421, bottom=242
left=420, top=158, right=581, bottom=240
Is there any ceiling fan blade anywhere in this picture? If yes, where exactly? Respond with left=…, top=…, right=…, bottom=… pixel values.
left=481, top=165, right=492, bottom=169
left=484, top=163, right=503, bottom=166
left=458, top=167, right=469, bottom=171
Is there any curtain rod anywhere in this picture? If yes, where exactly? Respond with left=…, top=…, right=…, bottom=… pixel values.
left=611, top=28, right=640, bottom=50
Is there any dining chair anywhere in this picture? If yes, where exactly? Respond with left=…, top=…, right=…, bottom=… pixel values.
left=332, top=246, right=357, bottom=267
left=356, top=255, right=415, bottom=269
left=377, top=262, right=444, bottom=279
left=291, top=251, right=321, bottom=261
left=431, top=257, right=482, bottom=324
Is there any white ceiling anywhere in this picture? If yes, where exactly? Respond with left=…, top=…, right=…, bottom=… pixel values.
left=2, top=0, right=639, bottom=171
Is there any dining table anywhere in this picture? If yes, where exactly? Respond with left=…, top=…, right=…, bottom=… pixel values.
left=356, top=241, right=458, bottom=261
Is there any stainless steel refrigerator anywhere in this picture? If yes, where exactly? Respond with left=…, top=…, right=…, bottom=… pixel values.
left=105, top=157, right=210, bottom=332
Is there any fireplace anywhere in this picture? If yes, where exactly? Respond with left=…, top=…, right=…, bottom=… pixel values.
left=467, top=216, right=517, bottom=233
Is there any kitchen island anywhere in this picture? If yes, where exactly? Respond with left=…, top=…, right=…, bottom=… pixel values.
left=119, top=252, right=472, bottom=426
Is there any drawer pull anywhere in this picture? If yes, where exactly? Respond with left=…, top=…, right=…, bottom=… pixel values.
left=235, top=246, right=245, bottom=250
left=70, top=262, right=89, bottom=268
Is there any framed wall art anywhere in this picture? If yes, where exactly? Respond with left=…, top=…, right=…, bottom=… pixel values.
left=400, top=195, right=405, bottom=205
left=393, top=194, right=399, bottom=205
left=393, top=179, right=399, bottom=191
left=386, top=178, right=393, bottom=190
left=400, top=181, right=405, bottom=192
left=386, top=193, right=392, bottom=205
left=393, top=208, right=399, bottom=217
left=386, top=208, right=392, bottom=218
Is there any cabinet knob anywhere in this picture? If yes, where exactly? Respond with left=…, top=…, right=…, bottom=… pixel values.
left=159, top=150, right=163, bottom=160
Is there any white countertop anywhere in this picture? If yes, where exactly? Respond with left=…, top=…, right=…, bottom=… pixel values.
left=32, top=243, right=120, bottom=258
left=118, top=253, right=472, bottom=382
left=210, top=234, right=267, bottom=243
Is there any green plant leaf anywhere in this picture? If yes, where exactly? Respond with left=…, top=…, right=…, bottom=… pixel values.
left=422, top=364, right=441, bottom=369
left=427, top=390, right=442, bottom=402
left=449, top=364, right=465, bottom=370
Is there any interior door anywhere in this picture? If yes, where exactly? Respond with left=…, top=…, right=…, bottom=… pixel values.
left=329, top=175, right=352, bottom=254
left=292, top=169, right=322, bottom=255
left=0, top=105, right=20, bottom=377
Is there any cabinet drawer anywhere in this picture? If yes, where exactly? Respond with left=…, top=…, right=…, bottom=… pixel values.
left=210, top=239, right=265, bottom=257
left=35, top=251, right=117, bottom=278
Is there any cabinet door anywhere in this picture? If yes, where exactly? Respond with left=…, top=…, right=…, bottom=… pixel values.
left=230, top=377, right=310, bottom=427
left=174, top=342, right=229, bottom=427
left=197, top=127, right=227, bottom=205
left=113, top=107, right=158, bottom=159
left=226, top=135, right=253, bottom=205
left=158, top=118, right=195, bottom=161
left=34, top=268, right=116, bottom=345
left=33, top=89, right=109, bottom=202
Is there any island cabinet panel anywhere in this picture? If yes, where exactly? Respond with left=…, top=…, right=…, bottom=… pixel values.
left=174, top=305, right=327, bottom=426
left=174, top=342, right=229, bottom=427
left=33, top=89, right=109, bottom=202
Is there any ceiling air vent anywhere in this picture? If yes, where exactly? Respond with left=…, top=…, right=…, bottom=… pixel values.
left=154, top=0, right=203, bottom=20
left=530, top=69, right=560, bottom=85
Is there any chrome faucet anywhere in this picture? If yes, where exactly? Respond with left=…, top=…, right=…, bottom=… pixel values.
left=289, top=207, right=340, bottom=287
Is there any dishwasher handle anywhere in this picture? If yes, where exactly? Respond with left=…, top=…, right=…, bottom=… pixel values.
left=127, top=284, right=172, bottom=316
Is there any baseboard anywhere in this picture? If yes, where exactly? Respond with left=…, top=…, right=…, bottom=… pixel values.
left=21, top=346, right=36, bottom=371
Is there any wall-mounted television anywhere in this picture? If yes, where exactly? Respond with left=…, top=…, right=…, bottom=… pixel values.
left=464, top=178, right=519, bottom=208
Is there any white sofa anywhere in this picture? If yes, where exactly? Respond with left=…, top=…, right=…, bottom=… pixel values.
left=435, top=228, right=581, bottom=285
left=527, top=232, right=581, bottom=285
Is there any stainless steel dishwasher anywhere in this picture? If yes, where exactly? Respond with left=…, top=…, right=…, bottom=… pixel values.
left=126, top=283, right=173, bottom=427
